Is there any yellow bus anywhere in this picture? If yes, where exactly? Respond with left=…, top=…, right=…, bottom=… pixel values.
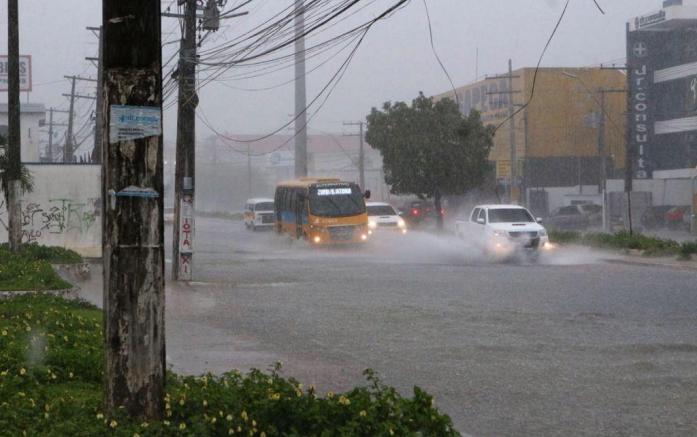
left=274, top=177, right=371, bottom=245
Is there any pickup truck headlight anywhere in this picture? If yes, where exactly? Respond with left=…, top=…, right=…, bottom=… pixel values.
left=492, top=230, right=506, bottom=238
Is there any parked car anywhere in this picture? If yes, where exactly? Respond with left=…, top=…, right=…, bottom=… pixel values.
left=640, top=205, right=675, bottom=230
left=455, top=204, right=550, bottom=261
left=243, top=198, right=275, bottom=231
left=664, top=206, right=691, bottom=230
left=579, top=203, right=603, bottom=227
left=545, top=205, right=591, bottom=231
left=367, top=202, right=407, bottom=235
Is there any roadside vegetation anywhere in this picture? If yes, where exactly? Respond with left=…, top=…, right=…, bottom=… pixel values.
left=549, top=230, right=697, bottom=259
left=0, top=244, right=80, bottom=291
left=0, top=294, right=459, bottom=436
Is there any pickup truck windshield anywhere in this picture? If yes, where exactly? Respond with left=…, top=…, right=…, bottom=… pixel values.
left=488, top=208, right=534, bottom=223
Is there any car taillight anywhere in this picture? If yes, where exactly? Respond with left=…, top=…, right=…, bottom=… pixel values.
left=411, top=209, right=419, bottom=216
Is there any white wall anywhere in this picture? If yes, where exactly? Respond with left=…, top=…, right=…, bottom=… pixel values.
left=0, top=165, right=101, bottom=258
left=607, top=178, right=694, bottom=206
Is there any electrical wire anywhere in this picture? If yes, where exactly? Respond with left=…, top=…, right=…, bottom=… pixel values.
left=421, top=0, right=459, bottom=106
left=493, top=0, right=571, bottom=133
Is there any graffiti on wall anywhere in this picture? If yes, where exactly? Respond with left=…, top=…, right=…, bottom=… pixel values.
left=0, top=198, right=100, bottom=244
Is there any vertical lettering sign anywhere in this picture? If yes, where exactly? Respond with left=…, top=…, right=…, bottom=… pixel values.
left=627, top=30, right=655, bottom=179
left=0, top=55, right=32, bottom=92
left=178, top=193, right=194, bottom=280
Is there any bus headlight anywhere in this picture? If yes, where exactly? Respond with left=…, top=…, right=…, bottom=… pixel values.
left=368, top=220, right=377, bottom=229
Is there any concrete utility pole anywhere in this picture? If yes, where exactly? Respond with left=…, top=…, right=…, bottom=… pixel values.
left=172, top=0, right=198, bottom=281
left=65, top=76, right=77, bottom=163
left=102, top=0, right=165, bottom=419
left=62, top=76, right=97, bottom=163
left=87, top=26, right=105, bottom=163
left=247, top=143, right=253, bottom=198
left=486, top=61, right=521, bottom=203
left=6, top=0, right=22, bottom=252
left=294, top=0, right=308, bottom=178
left=46, top=108, right=69, bottom=162
left=507, top=59, right=518, bottom=202
left=343, top=121, right=366, bottom=190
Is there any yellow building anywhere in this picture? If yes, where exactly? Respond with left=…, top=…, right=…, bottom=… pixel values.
left=435, top=68, right=627, bottom=188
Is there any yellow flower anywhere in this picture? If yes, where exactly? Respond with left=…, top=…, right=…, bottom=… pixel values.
left=96, top=413, right=104, bottom=420
left=69, top=372, right=74, bottom=379
left=211, top=417, right=217, bottom=424
left=241, top=411, right=248, bottom=421
left=179, top=423, right=186, bottom=430
left=109, top=420, right=118, bottom=428
left=134, top=434, right=141, bottom=437
left=359, top=410, right=367, bottom=417
left=338, top=396, right=350, bottom=406
left=25, top=326, right=31, bottom=332
left=164, top=420, right=170, bottom=426
left=203, top=399, right=208, bottom=407
left=226, top=414, right=233, bottom=422
left=1, top=330, right=7, bottom=336
left=269, top=393, right=281, bottom=401
left=19, top=368, right=26, bottom=375
left=326, top=391, right=334, bottom=399
left=228, top=429, right=234, bottom=435
left=252, top=420, right=256, bottom=427
left=179, top=398, right=185, bottom=406
left=260, top=433, right=267, bottom=437
left=44, top=412, right=49, bottom=419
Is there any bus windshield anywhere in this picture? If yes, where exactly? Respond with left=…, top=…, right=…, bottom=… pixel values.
left=309, top=184, right=366, bottom=217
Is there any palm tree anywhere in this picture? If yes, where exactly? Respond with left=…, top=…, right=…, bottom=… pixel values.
left=0, top=134, right=34, bottom=219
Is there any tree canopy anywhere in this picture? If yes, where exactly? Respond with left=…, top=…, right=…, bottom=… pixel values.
left=366, top=93, right=494, bottom=228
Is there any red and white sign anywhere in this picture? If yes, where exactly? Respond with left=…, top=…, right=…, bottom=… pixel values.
left=178, top=193, right=194, bottom=280
left=0, top=55, right=32, bottom=92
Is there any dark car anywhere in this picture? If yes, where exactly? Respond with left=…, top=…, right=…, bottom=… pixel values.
left=400, top=200, right=437, bottom=226
left=545, top=205, right=591, bottom=231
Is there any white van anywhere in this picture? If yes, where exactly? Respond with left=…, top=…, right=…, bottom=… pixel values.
left=243, top=198, right=275, bottom=230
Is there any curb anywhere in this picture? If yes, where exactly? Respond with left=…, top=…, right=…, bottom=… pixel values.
left=0, top=287, right=81, bottom=300
left=602, top=257, right=697, bottom=272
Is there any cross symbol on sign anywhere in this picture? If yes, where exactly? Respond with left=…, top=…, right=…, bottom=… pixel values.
left=633, top=42, right=648, bottom=58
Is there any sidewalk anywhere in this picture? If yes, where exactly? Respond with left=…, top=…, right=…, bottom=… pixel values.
left=602, top=253, right=697, bottom=272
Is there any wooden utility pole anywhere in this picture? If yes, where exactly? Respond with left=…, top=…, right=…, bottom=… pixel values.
left=172, top=0, right=198, bottom=281
left=102, top=0, right=165, bottom=419
left=6, top=0, right=22, bottom=252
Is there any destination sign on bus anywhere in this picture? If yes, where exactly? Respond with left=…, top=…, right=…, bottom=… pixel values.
left=317, top=188, right=352, bottom=196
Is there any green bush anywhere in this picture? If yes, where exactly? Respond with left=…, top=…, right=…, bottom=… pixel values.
left=549, top=230, right=683, bottom=257
left=0, top=295, right=459, bottom=436
left=0, top=246, right=72, bottom=291
left=678, top=241, right=697, bottom=260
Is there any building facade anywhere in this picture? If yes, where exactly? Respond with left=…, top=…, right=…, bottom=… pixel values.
left=627, top=0, right=697, bottom=179
left=435, top=68, right=628, bottom=192
left=0, top=103, right=46, bottom=162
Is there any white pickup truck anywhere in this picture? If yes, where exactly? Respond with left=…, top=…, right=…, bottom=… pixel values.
left=455, top=204, right=550, bottom=260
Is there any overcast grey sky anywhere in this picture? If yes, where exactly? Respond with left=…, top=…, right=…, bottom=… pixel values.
left=1, top=0, right=661, bottom=148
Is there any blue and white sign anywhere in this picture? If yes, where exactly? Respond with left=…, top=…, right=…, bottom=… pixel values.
left=109, top=105, right=162, bottom=143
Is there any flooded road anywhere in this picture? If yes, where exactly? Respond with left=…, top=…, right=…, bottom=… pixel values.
left=89, top=216, right=697, bottom=436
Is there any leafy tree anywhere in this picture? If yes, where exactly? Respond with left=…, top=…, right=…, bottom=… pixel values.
left=0, top=134, right=34, bottom=232
left=366, top=93, right=494, bottom=230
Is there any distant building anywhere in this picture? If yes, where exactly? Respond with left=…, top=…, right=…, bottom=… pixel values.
left=0, top=103, right=46, bottom=162
left=196, top=133, right=392, bottom=213
left=434, top=68, right=628, bottom=192
left=627, top=0, right=697, bottom=178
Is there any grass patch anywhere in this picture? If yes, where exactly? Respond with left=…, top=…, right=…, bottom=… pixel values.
left=0, top=294, right=460, bottom=436
left=0, top=246, right=72, bottom=291
left=1, top=243, right=84, bottom=264
left=548, top=230, right=687, bottom=258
